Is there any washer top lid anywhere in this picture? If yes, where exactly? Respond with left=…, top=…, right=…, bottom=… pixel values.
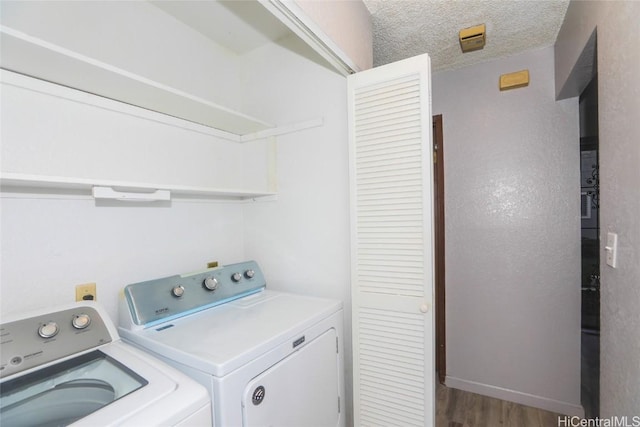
left=1, top=305, right=211, bottom=427
left=118, top=290, right=342, bottom=377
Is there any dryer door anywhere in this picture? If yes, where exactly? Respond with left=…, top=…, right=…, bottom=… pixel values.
left=242, top=329, right=340, bottom=427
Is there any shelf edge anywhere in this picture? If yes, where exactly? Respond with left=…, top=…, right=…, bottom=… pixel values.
left=0, top=173, right=276, bottom=201
left=0, top=25, right=273, bottom=138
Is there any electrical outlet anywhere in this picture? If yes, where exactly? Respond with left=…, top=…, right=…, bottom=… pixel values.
left=76, top=283, right=97, bottom=302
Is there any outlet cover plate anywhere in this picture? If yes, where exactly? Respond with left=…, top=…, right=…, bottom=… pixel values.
left=76, top=283, right=97, bottom=301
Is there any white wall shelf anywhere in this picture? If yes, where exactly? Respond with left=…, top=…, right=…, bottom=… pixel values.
left=0, top=0, right=358, bottom=141
left=1, top=70, right=323, bottom=147
left=0, top=26, right=273, bottom=139
left=0, top=1, right=349, bottom=203
left=0, top=173, right=276, bottom=202
left=1, top=69, right=322, bottom=145
left=1, top=24, right=323, bottom=142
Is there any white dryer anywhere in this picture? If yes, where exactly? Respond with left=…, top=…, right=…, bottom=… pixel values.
left=118, top=260, right=345, bottom=427
left=0, top=302, right=211, bottom=427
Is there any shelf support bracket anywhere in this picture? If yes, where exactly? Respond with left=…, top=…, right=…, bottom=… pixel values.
left=240, top=118, right=324, bottom=142
left=92, top=186, right=171, bottom=202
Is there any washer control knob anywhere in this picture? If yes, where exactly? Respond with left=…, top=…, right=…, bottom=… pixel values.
left=231, top=272, right=242, bottom=282
left=172, top=285, right=185, bottom=298
left=244, top=269, right=255, bottom=279
left=203, top=276, right=219, bottom=291
left=38, top=322, right=59, bottom=339
left=72, top=314, right=91, bottom=329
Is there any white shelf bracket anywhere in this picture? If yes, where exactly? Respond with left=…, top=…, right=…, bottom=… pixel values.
left=92, top=186, right=171, bottom=202
left=240, top=118, right=324, bottom=142
left=244, top=194, right=279, bottom=203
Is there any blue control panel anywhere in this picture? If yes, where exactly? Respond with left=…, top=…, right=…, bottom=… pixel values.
left=123, top=260, right=266, bottom=327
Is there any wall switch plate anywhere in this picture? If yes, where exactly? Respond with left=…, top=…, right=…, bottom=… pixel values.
left=76, top=283, right=97, bottom=301
left=605, top=232, right=618, bottom=268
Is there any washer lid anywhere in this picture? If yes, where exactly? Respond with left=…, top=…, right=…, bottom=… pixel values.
left=1, top=378, right=116, bottom=426
left=1, top=350, right=147, bottom=426
left=119, top=290, right=342, bottom=377
left=0, top=342, right=211, bottom=427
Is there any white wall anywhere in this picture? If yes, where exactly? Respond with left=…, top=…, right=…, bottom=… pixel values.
left=0, top=79, right=251, bottom=190
left=432, top=46, right=582, bottom=415
left=240, top=35, right=349, bottom=304
left=0, top=196, right=244, bottom=321
left=293, top=0, right=373, bottom=71
left=239, top=35, right=352, bottom=423
left=555, top=1, right=640, bottom=416
left=0, top=80, right=254, bottom=321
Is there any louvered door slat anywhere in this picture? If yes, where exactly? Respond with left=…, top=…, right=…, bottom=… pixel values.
left=355, top=92, right=419, bottom=113
left=349, top=54, right=434, bottom=427
left=357, top=171, right=421, bottom=184
left=355, top=75, right=421, bottom=98
left=356, top=135, right=423, bottom=151
left=357, top=147, right=422, bottom=161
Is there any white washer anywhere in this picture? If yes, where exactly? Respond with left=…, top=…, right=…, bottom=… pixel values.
left=118, top=261, right=345, bottom=427
left=0, top=302, right=212, bottom=427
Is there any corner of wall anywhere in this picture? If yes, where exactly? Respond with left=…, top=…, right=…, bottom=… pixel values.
left=553, top=1, right=598, bottom=100
left=555, top=29, right=597, bottom=100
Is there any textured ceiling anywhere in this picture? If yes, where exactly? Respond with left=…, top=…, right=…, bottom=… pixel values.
left=363, top=0, right=570, bottom=72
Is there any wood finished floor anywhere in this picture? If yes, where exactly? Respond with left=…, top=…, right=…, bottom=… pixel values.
left=436, top=383, right=563, bottom=427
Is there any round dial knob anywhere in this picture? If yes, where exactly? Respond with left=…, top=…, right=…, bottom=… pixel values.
left=72, top=314, right=91, bottom=329
left=231, top=272, right=242, bottom=282
left=38, top=322, right=59, bottom=339
left=172, top=285, right=185, bottom=298
left=244, top=269, right=255, bottom=279
left=203, top=276, right=219, bottom=291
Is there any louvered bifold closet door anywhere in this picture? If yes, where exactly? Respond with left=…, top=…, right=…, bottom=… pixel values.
left=348, top=54, right=434, bottom=427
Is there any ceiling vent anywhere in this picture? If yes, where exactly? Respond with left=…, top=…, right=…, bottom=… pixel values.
left=459, top=24, right=486, bottom=53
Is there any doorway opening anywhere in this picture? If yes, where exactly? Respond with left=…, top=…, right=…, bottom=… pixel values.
left=433, top=115, right=446, bottom=384
left=579, top=74, right=599, bottom=418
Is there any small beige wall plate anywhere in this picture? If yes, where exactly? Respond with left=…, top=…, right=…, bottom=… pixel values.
left=500, top=70, right=530, bottom=91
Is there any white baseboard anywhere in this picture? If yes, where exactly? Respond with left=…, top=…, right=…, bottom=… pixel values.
left=445, top=376, right=585, bottom=417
